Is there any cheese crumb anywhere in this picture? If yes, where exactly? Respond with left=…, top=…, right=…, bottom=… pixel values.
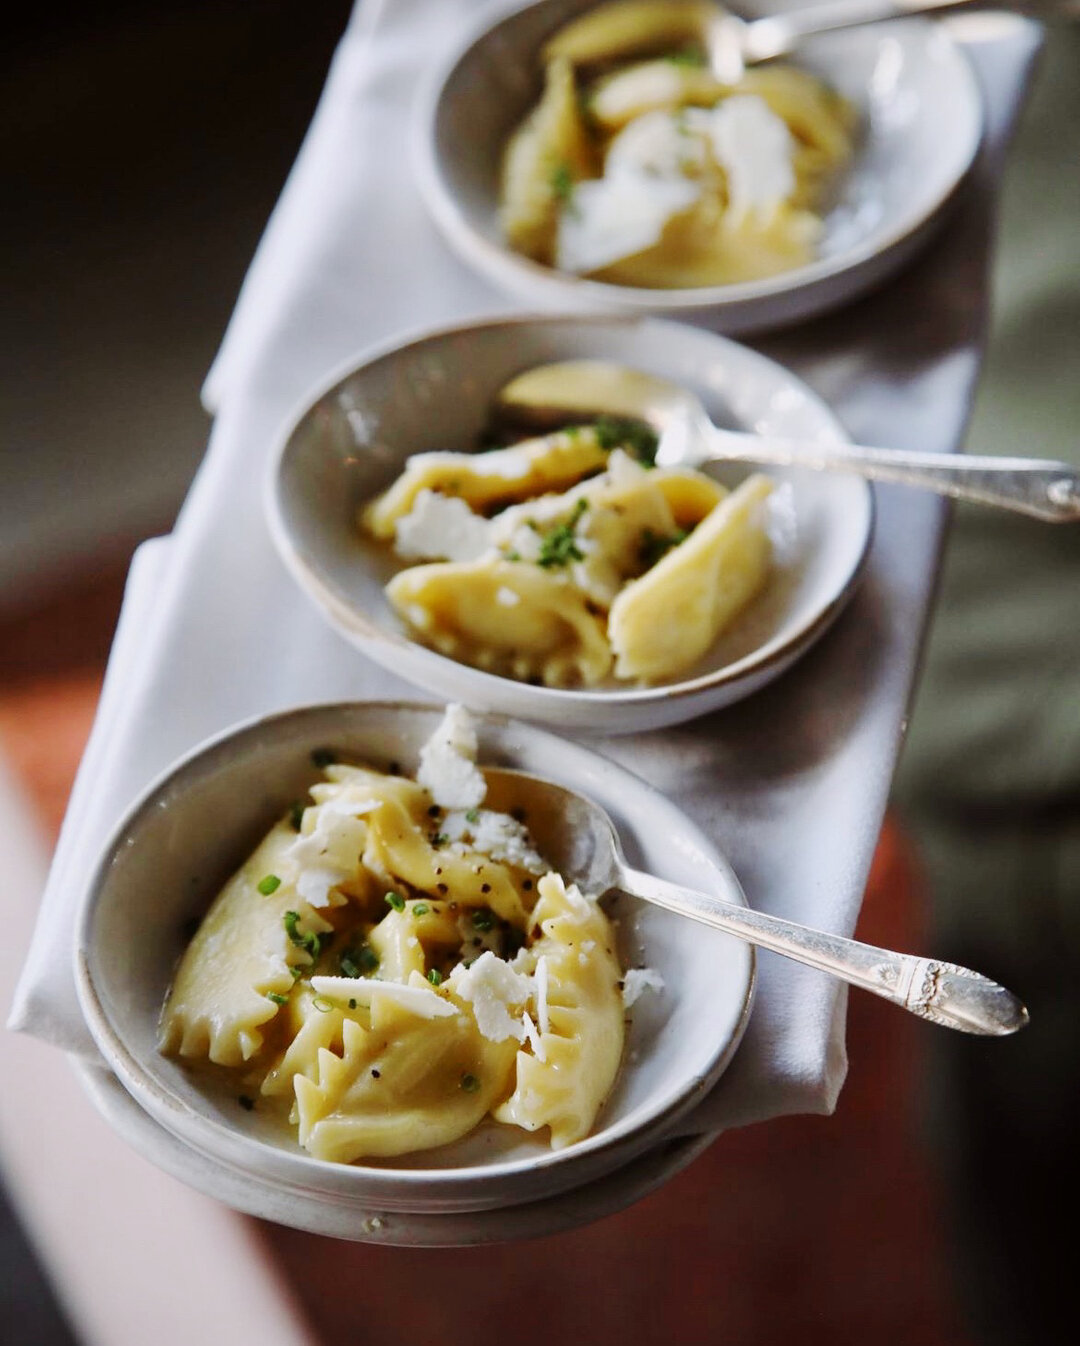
left=448, top=951, right=532, bottom=1043
left=417, top=704, right=486, bottom=810
left=621, top=967, right=665, bottom=1009
left=394, top=489, right=492, bottom=563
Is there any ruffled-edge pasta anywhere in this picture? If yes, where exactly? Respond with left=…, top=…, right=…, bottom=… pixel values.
left=363, top=403, right=774, bottom=687
left=159, top=707, right=649, bottom=1163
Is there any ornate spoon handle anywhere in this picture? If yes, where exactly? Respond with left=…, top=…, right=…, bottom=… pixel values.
left=697, top=426, right=1080, bottom=522
left=619, top=865, right=1029, bottom=1036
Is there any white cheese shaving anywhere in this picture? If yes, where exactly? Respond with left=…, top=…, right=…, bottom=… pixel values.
left=393, top=489, right=492, bottom=563
left=441, top=807, right=546, bottom=873
left=447, top=951, right=533, bottom=1043
left=417, top=704, right=486, bottom=810
left=621, top=967, right=665, bottom=1009
left=556, top=171, right=700, bottom=274
left=605, top=108, right=709, bottom=181
left=708, top=95, right=795, bottom=221
left=284, top=799, right=373, bottom=907
left=310, top=975, right=459, bottom=1019
left=521, top=1010, right=547, bottom=1062
left=495, top=585, right=521, bottom=607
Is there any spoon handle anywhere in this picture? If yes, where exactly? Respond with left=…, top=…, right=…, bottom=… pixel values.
left=742, top=0, right=1077, bottom=63
left=618, top=864, right=1028, bottom=1035
left=698, top=425, right=1080, bottom=522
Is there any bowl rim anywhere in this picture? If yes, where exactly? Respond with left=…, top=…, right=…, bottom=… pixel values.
left=74, top=699, right=756, bottom=1207
left=264, top=311, right=876, bottom=709
left=412, top=0, right=985, bottom=315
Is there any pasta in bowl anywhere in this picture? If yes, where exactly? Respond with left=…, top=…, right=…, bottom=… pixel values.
left=75, top=702, right=755, bottom=1220
left=266, top=315, right=874, bottom=733
left=362, top=374, right=777, bottom=689
left=416, top=0, right=982, bottom=331
left=499, top=0, right=856, bottom=289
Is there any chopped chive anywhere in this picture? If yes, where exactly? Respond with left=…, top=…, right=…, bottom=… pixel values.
left=427, top=968, right=443, bottom=986
left=339, top=954, right=360, bottom=978
left=550, top=160, right=574, bottom=203
left=267, top=991, right=289, bottom=1005
left=311, top=996, right=333, bottom=1013
left=593, top=415, right=659, bottom=466
left=638, top=526, right=688, bottom=570
left=472, top=909, right=494, bottom=932
left=257, top=873, right=282, bottom=896
left=289, top=965, right=304, bottom=981
left=430, top=833, right=449, bottom=847
left=460, top=1073, right=480, bottom=1093
left=412, top=903, right=430, bottom=918
left=283, top=910, right=323, bottom=959
left=385, top=890, right=406, bottom=912
left=465, top=808, right=480, bottom=825
left=357, top=945, right=379, bottom=973
left=536, top=499, right=588, bottom=569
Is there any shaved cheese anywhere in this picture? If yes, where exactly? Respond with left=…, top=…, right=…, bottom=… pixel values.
left=448, top=951, right=533, bottom=1043
left=417, top=704, right=486, bottom=810
left=708, top=95, right=794, bottom=220
left=621, top=967, right=665, bottom=1009
left=556, top=172, right=700, bottom=274
left=521, top=1010, right=547, bottom=1062
left=309, top=975, right=459, bottom=1019
left=394, top=489, right=492, bottom=563
left=441, top=807, right=546, bottom=873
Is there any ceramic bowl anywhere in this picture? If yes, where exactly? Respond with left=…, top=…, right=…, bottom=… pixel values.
left=74, top=702, right=754, bottom=1221
left=266, top=314, right=874, bottom=734
left=414, top=0, right=983, bottom=333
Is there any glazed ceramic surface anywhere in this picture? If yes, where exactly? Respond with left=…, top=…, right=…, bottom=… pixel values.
left=266, top=315, right=873, bottom=733
left=414, top=0, right=983, bottom=333
left=75, top=702, right=754, bottom=1216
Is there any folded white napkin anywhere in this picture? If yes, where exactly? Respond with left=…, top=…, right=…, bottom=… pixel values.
left=9, top=0, right=1041, bottom=1136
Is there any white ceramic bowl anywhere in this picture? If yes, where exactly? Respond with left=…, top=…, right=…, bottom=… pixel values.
left=415, top=0, right=983, bottom=333
left=266, top=314, right=874, bottom=734
left=74, top=702, right=754, bottom=1223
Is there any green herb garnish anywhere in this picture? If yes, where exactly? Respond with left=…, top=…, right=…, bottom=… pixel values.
left=311, top=996, right=333, bottom=1014
left=283, top=909, right=323, bottom=959
left=257, top=873, right=282, bottom=896
left=667, top=46, right=706, bottom=67
left=431, top=833, right=449, bottom=847
left=472, top=909, right=495, bottom=932
left=385, top=890, right=406, bottom=912
left=267, top=991, right=289, bottom=1006
left=427, top=968, right=443, bottom=986
left=537, top=499, right=588, bottom=569
left=460, top=1073, right=481, bottom=1093
left=594, top=415, right=659, bottom=466
left=638, top=526, right=688, bottom=569
left=412, top=903, right=430, bottom=918
left=550, top=160, right=574, bottom=203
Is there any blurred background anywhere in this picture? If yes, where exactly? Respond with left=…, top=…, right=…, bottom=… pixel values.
left=2, top=3, right=1076, bottom=1343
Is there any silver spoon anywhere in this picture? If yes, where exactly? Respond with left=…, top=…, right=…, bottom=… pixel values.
left=704, top=1, right=1079, bottom=84
left=497, top=360, right=1080, bottom=522
left=486, top=767, right=1028, bottom=1036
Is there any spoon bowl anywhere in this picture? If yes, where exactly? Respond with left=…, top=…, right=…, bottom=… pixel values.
left=485, top=765, right=1030, bottom=1036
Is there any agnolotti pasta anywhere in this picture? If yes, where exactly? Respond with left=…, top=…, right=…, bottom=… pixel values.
left=498, top=0, right=856, bottom=288
left=361, top=372, right=775, bottom=688
left=160, top=707, right=648, bottom=1162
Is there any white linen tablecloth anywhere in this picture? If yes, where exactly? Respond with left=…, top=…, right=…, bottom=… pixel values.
left=9, top=0, right=1041, bottom=1136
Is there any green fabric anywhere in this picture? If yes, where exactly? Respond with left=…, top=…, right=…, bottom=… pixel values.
left=893, top=26, right=1080, bottom=1344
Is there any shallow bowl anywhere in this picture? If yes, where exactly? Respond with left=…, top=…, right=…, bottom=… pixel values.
left=415, top=0, right=983, bottom=333
left=75, top=702, right=754, bottom=1220
left=266, top=314, right=874, bottom=734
